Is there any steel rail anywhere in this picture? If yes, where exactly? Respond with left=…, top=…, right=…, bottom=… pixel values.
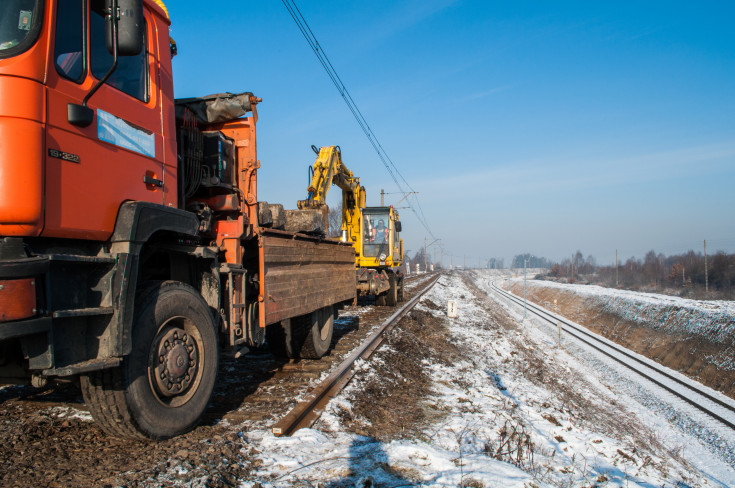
left=490, top=282, right=735, bottom=431
left=272, top=275, right=440, bottom=436
left=405, top=271, right=437, bottom=282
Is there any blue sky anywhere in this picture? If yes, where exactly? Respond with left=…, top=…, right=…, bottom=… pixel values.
left=168, top=1, right=735, bottom=266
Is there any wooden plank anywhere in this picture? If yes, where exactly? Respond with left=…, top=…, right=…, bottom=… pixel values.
left=261, top=234, right=356, bottom=325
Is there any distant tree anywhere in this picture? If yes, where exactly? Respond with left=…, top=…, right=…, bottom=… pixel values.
left=511, top=253, right=551, bottom=269
left=573, top=250, right=584, bottom=272
left=667, top=262, right=686, bottom=286
left=326, top=204, right=342, bottom=238
left=487, top=257, right=505, bottom=269
left=577, top=248, right=733, bottom=299
left=412, top=248, right=427, bottom=272
left=582, top=254, right=596, bottom=274
left=710, top=251, right=734, bottom=294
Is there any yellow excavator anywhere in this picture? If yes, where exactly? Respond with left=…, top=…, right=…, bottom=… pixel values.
left=298, top=146, right=404, bottom=305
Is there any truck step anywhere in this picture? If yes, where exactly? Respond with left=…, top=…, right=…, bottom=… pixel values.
left=43, top=357, right=122, bottom=377
left=52, top=307, right=114, bottom=319
left=47, top=254, right=115, bottom=264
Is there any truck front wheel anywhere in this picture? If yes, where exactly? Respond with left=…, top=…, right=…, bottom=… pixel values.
left=81, top=281, right=219, bottom=440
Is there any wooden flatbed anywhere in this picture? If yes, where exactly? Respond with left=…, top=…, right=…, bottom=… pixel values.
left=259, top=229, right=356, bottom=326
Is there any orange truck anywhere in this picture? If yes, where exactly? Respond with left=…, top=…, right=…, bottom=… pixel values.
left=0, top=0, right=356, bottom=439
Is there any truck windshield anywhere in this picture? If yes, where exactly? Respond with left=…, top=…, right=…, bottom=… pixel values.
left=0, top=0, right=43, bottom=58
left=363, top=212, right=391, bottom=258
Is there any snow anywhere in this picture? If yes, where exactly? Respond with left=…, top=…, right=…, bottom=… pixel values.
left=520, top=279, right=735, bottom=345
left=44, top=405, right=94, bottom=422
left=239, top=271, right=734, bottom=487
left=247, top=429, right=536, bottom=487
left=492, top=273, right=735, bottom=483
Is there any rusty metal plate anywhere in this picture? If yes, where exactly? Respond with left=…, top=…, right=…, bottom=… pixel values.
left=0, top=277, right=36, bottom=322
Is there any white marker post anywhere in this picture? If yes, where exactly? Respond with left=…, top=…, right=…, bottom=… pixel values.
left=447, top=300, right=458, bottom=318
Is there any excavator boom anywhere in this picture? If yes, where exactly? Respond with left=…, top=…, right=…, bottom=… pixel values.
left=298, top=146, right=359, bottom=210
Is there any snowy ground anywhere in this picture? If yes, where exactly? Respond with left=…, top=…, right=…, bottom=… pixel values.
left=519, top=279, right=735, bottom=347
left=241, top=271, right=735, bottom=487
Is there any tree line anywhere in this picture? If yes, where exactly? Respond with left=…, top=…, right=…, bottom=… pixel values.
left=546, top=249, right=734, bottom=299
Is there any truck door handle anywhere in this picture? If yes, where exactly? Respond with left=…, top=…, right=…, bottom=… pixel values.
left=143, top=175, right=163, bottom=187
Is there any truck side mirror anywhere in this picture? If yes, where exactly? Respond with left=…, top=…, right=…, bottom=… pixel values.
left=106, top=0, right=144, bottom=56
left=395, top=221, right=402, bottom=233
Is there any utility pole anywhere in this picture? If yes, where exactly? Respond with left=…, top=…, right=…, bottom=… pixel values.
left=433, top=247, right=437, bottom=269
left=704, top=239, right=708, bottom=293
left=424, top=237, right=427, bottom=274
left=523, top=257, right=529, bottom=320
left=380, top=189, right=384, bottom=206
left=615, top=249, right=619, bottom=287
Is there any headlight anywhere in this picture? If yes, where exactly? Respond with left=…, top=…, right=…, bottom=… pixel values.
left=379, top=253, right=387, bottom=261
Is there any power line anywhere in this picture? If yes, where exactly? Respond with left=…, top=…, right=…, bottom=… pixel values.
left=281, top=0, right=436, bottom=240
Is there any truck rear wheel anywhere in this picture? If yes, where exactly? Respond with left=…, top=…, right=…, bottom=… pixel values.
left=298, top=306, right=334, bottom=359
left=81, top=281, right=219, bottom=440
left=266, top=318, right=295, bottom=360
left=267, top=307, right=334, bottom=360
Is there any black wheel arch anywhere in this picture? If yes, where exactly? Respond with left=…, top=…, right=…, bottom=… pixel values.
left=109, top=202, right=214, bottom=357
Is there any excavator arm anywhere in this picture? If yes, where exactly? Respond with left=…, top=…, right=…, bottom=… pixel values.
left=297, top=146, right=363, bottom=210
left=297, top=145, right=365, bottom=245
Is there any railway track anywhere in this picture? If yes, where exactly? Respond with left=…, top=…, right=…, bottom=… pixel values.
left=489, top=281, right=735, bottom=431
left=272, top=274, right=439, bottom=436
left=202, top=272, right=439, bottom=428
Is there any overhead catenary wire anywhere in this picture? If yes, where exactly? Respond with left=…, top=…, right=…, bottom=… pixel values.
left=281, top=0, right=437, bottom=241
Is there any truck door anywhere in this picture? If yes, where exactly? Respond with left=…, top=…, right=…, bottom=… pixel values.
left=45, top=0, right=164, bottom=240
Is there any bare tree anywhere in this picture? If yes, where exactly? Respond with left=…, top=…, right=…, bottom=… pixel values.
left=326, top=204, right=342, bottom=238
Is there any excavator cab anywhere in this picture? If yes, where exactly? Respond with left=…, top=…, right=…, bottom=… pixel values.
left=360, top=207, right=402, bottom=268
left=356, top=205, right=403, bottom=305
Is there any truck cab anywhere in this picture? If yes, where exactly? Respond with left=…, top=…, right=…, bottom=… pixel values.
left=0, top=0, right=356, bottom=439
left=0, top=0, right=174, bottom=241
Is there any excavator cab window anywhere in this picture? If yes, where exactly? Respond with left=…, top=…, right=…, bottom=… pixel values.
left=0, top=0, right=42, bottom=58
left=363, top=211, right=390, bottom=258
left=90, top=0, right=149, bottom=101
